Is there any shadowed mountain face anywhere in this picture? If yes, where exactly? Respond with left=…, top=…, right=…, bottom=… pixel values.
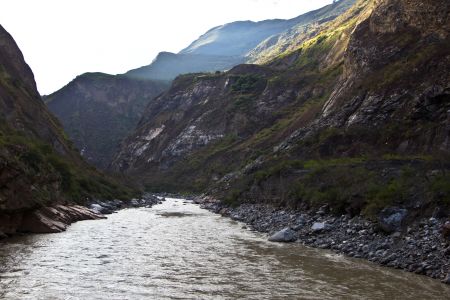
left=125, top=0, right=356, bottom=81
left=0, top=25, right=136, bottom=214
left=112, top=0, right=449, bottom=218
left=45, top=73, right=168, bottom=169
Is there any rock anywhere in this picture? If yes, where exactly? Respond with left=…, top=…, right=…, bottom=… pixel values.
left=268, top=227, right=297, bottom=243
left=378, top=207, right=408, bottom=233
left=292, top=215, right=307, bottom=230
left=391, top=232, right=401, bottom=238
left=18, top=205, right=105, bottom=234
left=89, top=204, right=106, bottom=214
left=442, top=273, right=450, bottom=285
left=316, top=205, right=329, bottom=216
left=0, top=231, right=8, bottom=239
left=311, top=222, right=327, bottom=232
left=130, top=199, right=140, bottom=207
left=219, top=208, right=229, bottom=215
left=19, top=210, right=67, bottom=233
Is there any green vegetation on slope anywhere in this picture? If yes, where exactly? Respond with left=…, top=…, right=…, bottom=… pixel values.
left=0, top=121, right=138, bottom=211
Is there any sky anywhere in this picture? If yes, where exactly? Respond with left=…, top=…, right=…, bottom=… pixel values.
left=0, top=0, right=332, bottom=95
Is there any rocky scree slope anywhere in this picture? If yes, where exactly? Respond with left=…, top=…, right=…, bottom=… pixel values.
left=0, top=25, right=137, bottom=236
left=45, top=73, right=168, bottom=169
left=112, top=0, right=450, bottom=222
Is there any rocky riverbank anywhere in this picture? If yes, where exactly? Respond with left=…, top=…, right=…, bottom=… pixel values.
left=196, top=197, right=450, bottom=284
left=0, top=205, right=105, bottom=237
left=87, top=194, right=163, bottom=215
left=0, top=194, right=164, bottom=238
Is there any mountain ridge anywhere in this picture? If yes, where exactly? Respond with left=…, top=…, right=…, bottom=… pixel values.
left=111, top=0, right=450, bottom=223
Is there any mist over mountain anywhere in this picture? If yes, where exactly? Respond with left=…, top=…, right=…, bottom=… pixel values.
left=125, top=0, right=355, bottom=81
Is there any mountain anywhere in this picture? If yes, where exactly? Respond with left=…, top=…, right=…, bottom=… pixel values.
left=0, top=25, right=136, bottom=228
left=125, top=52, right=243, bottom=81
left=247, top=0, right=355, bottom=63
left=48, top=0, right=355, bottom=172
left=45, top=73, right=168, bottom=169
left=125, top=0, right=356, bottom=81
left=112, top=0, right=449, bottom=220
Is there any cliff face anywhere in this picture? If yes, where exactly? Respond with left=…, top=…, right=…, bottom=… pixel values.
left=320, top=0, right=450, bottom=152
left=0, top=25, right=136, bottom=216
left=112, top=0, right=449, bottom=217
left=45, top=73, right=168, bottom=169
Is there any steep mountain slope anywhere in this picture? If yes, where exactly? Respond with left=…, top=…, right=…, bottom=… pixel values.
left=125, top=0, right=355, bottom=81
left=112, top=0, right=372, bottom=179
left=50, top=0, right=355, bottom=172
left=247, top=0, right=355, bottom=63
left=45, top=73, right=168, bottom=169
left=112, top=0, right=449, bottom=219
left=0, top=25, right=136, bottom=217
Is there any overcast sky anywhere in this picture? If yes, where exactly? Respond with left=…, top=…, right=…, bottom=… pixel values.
left=1, top=0, right=332, bottom=95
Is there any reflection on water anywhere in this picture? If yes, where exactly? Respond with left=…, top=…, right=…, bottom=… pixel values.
left=0, top=198, right=449, bottom=299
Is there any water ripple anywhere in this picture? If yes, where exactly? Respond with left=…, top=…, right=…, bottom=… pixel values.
left=0, top=198, right=449, bottom=299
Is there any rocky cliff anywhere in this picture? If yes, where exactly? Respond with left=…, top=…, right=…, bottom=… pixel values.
left=112, top=0, right=449, bottom=219
left=0, top=25, right=137, bottom=235
left=45, top=73, right=168, bottom=169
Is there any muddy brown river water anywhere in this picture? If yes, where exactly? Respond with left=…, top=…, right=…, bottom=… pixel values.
left=0, top=198, right=449, bottom=299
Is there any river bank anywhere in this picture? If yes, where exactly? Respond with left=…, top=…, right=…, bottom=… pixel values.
left=0, top=194, right=163, bottom=238
left=196, top=196, right=450, bottom=284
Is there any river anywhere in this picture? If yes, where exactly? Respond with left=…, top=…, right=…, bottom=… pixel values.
left=0, top=198, right=449, bottom=299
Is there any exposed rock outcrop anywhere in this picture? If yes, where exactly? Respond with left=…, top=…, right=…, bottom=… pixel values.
left=18, top=205, right=105, bottom=234
left=0, top=205, right=104, bottom=236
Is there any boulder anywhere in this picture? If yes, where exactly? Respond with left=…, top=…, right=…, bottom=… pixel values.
left=378, top=207, right=408, bottom=233
left=311, top=222, right=327, bottom=232
left=89, top=204, right=106, bottom=214
left=292, top=215, right=307, bottom=230
left=268, top=227, right=297, bottom=243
